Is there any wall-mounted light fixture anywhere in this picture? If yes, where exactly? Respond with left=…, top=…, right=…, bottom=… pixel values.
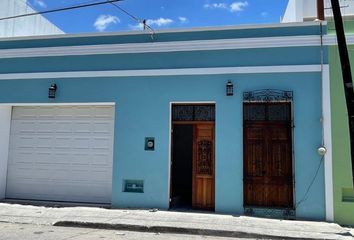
left=48, top=84, right=57, bottom=98
left=226, top=80, right=234, bottom=96
left=318, top=146, right=327, bottom=156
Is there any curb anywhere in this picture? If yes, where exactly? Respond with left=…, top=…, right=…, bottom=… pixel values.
left=53, top=221, right=333, bottom=240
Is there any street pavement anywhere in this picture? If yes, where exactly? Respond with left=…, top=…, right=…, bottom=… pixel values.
left=0, top=202, right=352, bottom=240
left=0, top=222, right=253, bottom=240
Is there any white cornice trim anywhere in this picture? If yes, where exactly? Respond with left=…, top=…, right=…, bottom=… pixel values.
left=0, top=35, right=323, bottom=59
left=0, top=65, right=322, bottom=80
left=1, top=33, right=352, bottom=60
left=0, top=21, right=323, bottom=42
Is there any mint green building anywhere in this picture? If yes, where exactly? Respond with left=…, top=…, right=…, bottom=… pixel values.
left=282, top=0, right=354, bottom=226
left=329, top=26, right=354, bottom=225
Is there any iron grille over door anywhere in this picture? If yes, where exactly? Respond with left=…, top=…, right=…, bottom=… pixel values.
left=243, top=102, right=291, bottom=122
left=172, top=105, right=215, bottom=122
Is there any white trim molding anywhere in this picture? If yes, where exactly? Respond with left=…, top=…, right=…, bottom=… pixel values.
left=1, top=34, right=351, bottom=60
left=0, top=65, right=322, bottom=80
left=0, top=106, right=11, bottom=199
left=0, top=21, right=323, bottom=42
left=0, top=102, right=116, bottom=106
left=322, top=65, right=334, bottom=222
left=0, top=35, right=324, bottom=59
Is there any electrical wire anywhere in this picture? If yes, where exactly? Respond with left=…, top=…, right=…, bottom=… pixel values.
left=0, top=0, right=122, bottom=21
left=295, top=156, right=324, bottom=208
left=107, top=1, right=155, bottom=36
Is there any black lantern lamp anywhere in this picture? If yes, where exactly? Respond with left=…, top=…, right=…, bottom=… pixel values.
left=226, top=80, right=234, bottom=96
left=48, top=83, right=57, bottom=98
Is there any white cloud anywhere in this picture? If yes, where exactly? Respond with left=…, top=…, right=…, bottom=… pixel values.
left=33, top=0, right=47, bottom=8
left=261, top=11, right=268, bottom=17
left=204, top=1, right=249, bottom=13
left=129, top=23, right=144, bottom=30
left=178, top=16, right=188, bottom=24
left=129, top=18, right=173, bottom=31
left=204, top=3, right=228, bottom=9
left=146, top=18, right=173, bottom=27
left=94, top=15, right=120, bottom=32
left=230, top=1, right=249, bottom=12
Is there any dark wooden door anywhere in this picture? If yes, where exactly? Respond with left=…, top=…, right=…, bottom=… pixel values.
left=243, top=102, right=293, bottom=208
left=192, top=124, right=215, bottom=209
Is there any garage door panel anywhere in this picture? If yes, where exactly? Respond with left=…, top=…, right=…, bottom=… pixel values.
left=74, top=121, right=91, bottom=133
left=94, top=106, right=115, bottom=118
left=7, top=183, right=111, bottom=203
left=6, top=105, right=114, bottom=203
left=37, top=136, right=53, bottom=148
left=55, top=106, right=75, bottom=118
left=11, top=107, right=37, bottom=120
left=93, top=138, right=111, bottom=149
left=8, top=151, right=35, bottom=163
left=54, top=137, right=72, bottom=149
left=55, top=121, right=73, bottom=133
left=92, top=153, right=111, bottom=164
left=93, top=121, right=113, bottom=134
left=11, top=121, right=36, bottom=134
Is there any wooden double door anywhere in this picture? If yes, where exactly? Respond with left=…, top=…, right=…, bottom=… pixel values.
left=243, top=102, right=294, bottom=208
left=171, top=123, right=215, bottom=210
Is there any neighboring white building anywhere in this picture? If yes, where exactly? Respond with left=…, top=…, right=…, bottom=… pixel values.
left=282, top=0, right=354, bottom=22
left=0, top=0, right=64, bottom=37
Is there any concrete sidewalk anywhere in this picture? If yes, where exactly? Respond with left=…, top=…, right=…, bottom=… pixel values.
left=0, top=203, right=352, bottom=240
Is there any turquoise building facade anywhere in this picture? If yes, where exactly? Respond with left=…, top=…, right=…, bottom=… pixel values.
left=0, top=22, right=331, bottom=220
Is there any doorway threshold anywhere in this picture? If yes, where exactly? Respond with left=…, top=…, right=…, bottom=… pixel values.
left=244, top=206, right=295, bottom=220
left=169, top=207, right=215, bottom=214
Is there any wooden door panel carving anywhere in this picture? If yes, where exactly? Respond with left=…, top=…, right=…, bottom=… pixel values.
left=244, top=102, right=293, bottom=208
left=197, top=140, right=213, bottom=175
left=192, top=124, right=215, bottom=209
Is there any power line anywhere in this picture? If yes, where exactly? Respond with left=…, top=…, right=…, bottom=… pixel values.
left=108, top=1, right=155, bottom=33
left=0, top=0, right=123, bottom=21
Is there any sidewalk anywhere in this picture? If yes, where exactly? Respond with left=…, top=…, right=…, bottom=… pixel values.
left=0, top=203, right=352, bottom=240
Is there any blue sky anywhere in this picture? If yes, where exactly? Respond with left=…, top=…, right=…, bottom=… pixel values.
left=27, top=0, right=289, bottom=33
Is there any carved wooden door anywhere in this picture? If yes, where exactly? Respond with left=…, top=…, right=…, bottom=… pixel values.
left=192, top=124, right=215, bottom=209
left=243, top=102, right=293, bottom=208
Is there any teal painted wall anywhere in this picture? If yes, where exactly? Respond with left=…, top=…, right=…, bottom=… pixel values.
left=0, top=73, right=325, bottom=219
left=0, top=23, right=326, bottom=220
left=0, top=47, right=327, bottom=74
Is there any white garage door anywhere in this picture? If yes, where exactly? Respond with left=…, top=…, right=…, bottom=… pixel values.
left=6, top=105, right=115, bottom=203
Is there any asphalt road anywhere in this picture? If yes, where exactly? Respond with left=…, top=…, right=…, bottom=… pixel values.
left=0, top=222, right=257, bottom=240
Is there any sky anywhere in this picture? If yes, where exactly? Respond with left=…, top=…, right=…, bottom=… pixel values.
left=26, top=0, right=289, bottom=34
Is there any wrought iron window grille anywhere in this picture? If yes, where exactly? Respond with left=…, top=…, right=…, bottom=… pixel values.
left=243, top=89, right=293, bottom=102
